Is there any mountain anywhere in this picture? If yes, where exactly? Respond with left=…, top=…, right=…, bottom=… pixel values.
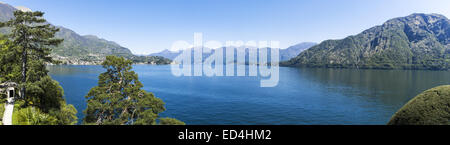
left=149, top=42, right=316, bottom=61
left=51, top=27, right=135, bottom=64
left=280, top=42, right=316, bottom=61
left=0, top=2, right=15, bottom=34
left=0, top=2, right=14, bottom=20
left=149, top=49, right=182, bottom=60
left=0, top=2, right=170, bottom=65
left=284, top=13, right=450, bottom=70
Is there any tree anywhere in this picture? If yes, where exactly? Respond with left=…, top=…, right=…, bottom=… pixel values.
left=49, top=103, right=78, bottom=125
left=159, top=117, right=186, bottom=125
left=0, top=34, right=20, bottom=83
left=0, top=11, right=63, bottom=100
left=84, top=56, right=184, bottom=125
left=0, top=10, right=77, bottom=125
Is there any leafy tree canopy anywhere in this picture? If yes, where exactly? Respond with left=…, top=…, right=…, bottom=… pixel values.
left=84, top=56, right=183, bottom=125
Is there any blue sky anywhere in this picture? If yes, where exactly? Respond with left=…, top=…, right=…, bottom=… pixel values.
left=2, top=0, right=450, bottom=54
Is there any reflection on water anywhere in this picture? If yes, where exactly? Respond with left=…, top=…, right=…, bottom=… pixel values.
left=47, top=65, right=450, bottom=125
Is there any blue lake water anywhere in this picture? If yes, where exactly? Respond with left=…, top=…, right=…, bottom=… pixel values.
left=47, top=65, right=450, bottom=125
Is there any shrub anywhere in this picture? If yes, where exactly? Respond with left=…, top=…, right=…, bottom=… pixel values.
left=388, top=85, right=450, bottom=125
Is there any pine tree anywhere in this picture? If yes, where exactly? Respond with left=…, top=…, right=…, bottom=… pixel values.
left=0, top=34, right=20, bottom=82
left=0, top=11, right=63, bottom=100
left=0, top=11, right=77, bottom=125
left=84, top=56, right=184, bottom=125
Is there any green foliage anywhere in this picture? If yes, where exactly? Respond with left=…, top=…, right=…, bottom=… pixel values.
left=12, top=99, right=77, bottom=125
left=0, top=10, right=63, bottom=100
left=2, top=11, right=63, bottom=63
left=0, top=11, right=77, bottom=125
left=388, top=85, right=450, bottom=125
left=0, top=34, right=20, bottom=82
left=15, top=106, right=58, bottom=125
left=84, top=56, right=183, bottom=125
left=26, top=76, right=64, bottom=112
left=159, top=117, right=186, bottom=125
left=49, top=103, right=78, bottom=125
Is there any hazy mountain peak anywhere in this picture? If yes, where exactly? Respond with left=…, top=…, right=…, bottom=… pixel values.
left=0, top=2, right=32, bottom=12
left=149, top=42, right=316, bottom=61
left=161, top=49, right=179, bottom=53
left=0, top=2, right=15, bottom=21
left=287, top=42, right=317, bottom=49
left=280, top=42, right=317, bottom=61
left=14, top=6, right=31, bottom=12
left=83, top=35, right=100, bottom=39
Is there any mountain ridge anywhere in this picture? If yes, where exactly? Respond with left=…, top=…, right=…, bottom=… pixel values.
left=149, top=42, right=317, bottom=61
left=0, top=2, right=170, bottom=65
left=284, top=13, right=450, bottom=70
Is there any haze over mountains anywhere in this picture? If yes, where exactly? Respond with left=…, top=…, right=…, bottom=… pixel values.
left=149, top=42, right=317, bottom=61
left=285, top=13, right=450, bottom=70
left=0, top=2, right=169, bottom=65
left=279, top=42, right=317, bottom=61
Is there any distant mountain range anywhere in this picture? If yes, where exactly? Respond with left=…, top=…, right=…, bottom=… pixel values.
left=284, top=13, right=450, bottom=70
left=2, top=2, right=447, bottom=69
left=0, top=2, right=170, bottom=65
left=149, top=49, right=182, bottom=60
left=279, top=42, right=317, bottom=61
left=149, top=42, right=317, bottom=61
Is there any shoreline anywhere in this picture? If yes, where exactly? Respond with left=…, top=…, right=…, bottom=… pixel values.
left=46, top=63, right=450, bottom=72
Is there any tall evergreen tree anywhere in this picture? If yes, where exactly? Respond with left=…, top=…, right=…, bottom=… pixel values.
left=0, top=11, right=63, bottom=100
left=0, top=34, right=20, bottom=82
left=84, top=56, right=183, bottom=125
left=0, top=10, right=77, bottom=125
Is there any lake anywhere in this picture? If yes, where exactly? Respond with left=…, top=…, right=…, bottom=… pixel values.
left=47, top=65, right=450, bottom=125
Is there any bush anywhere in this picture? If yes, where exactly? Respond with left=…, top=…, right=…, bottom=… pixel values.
left=49, top=103, right=78, bottom=125
left=159, top=117, right=186, bottom=125
left=15, top=107, right=58, bottom=125
left=388, top=85, right=450, bottom=125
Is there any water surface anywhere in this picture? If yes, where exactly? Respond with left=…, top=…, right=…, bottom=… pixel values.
left=48, top=65, right=450, bottom=125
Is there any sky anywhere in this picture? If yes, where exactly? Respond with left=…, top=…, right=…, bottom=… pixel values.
left=1, top=0, right=450, bottom=55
